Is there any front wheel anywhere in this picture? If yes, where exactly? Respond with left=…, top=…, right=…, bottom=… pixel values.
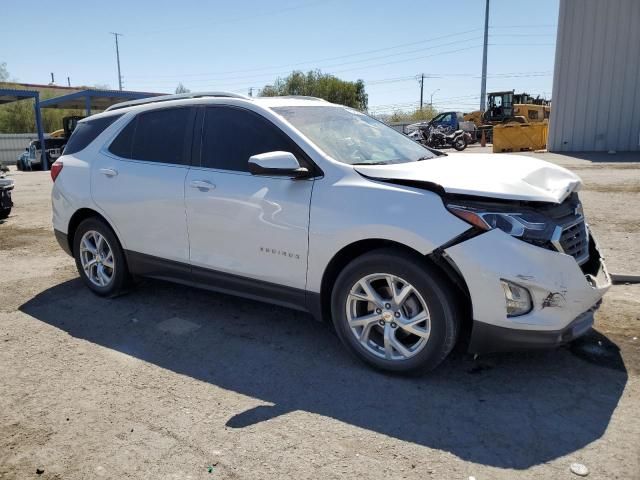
left=73, top=217, right=130, bottom=296
left=0, top=207, right=10, bottom=220
left=331, top=248, right=460, bottom=373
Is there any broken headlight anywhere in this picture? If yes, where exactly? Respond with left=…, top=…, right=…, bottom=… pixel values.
left=447, top=204, right=557, bottom=242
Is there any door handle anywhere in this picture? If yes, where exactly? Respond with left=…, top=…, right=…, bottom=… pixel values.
left=190, top=180, right=216, bottom=191
left=99, top=168, right=118, bottom=177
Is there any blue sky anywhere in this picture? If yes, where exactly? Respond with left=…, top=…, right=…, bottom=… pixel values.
left=2, top=0, right=559, bottom=113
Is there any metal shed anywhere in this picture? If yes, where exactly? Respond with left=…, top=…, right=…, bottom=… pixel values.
left=0, top=88, right=47, bottom=169
left=549, top=0, right=640, bottom=152
left=39, top=88, right=162, bottom=116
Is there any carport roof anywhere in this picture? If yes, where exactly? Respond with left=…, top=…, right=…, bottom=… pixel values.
left=39, top=89, right=162, bottom=110
left=0, top=88, right=40, bottom=105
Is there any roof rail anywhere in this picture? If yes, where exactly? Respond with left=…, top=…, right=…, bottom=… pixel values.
left=105, top=91, right=251, bottom=111
left=275, top=95, right=328, bottom=101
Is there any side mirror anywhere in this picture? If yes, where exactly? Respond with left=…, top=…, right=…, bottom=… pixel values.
left=248, top=151, right=310, bottom=179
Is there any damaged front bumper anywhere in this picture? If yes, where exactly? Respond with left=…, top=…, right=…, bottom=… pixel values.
left=445, top=228, right=610, bottom=354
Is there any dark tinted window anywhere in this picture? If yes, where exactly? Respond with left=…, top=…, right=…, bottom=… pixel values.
left=108, top=108, right=192, bottom=164
left=108, top=117, right=135, bottom=158
left=64, top=115, right=122, bottom=155
left=202, top=107, right=299, bottom=171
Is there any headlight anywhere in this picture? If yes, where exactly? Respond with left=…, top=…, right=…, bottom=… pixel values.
left=447, top=204, right=557, bottom=242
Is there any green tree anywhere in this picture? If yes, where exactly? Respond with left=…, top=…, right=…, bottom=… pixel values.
left=175, top=83, right=190, bottom=94
left=260, top=70, right=368, bottom=110
left=385, top=106, right=438, bottom=123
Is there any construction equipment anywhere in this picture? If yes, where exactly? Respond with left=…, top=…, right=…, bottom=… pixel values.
left=463, top=90, right=551, bottom=143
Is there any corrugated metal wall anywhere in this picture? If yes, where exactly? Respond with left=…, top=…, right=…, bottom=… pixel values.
left=549, top=0, right=640, bottom=152
left=0, top=133, right=39, bottom=165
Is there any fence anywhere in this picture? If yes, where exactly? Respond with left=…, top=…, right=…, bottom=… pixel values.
left=387, top=122, right=414, bottom=134
left=0, top=133, right=39, bottom=165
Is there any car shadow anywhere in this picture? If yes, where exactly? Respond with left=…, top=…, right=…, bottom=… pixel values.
left=20, top=278, right=627, bottom=470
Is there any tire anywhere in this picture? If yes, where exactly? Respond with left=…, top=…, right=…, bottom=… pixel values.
left=73, top=217, right=130, bottom=297
left=453, top=135, right=467, bottom=151
left=331, top=248, right=460, bottom=374
left=0, top=208, right=10, bottom=220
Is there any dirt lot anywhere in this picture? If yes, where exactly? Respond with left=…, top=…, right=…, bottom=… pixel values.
left=1, top=151, right=639, bottom=480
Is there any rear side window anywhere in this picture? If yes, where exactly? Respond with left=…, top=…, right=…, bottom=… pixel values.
left=201, top=107, right=301, bottom=172
left=63, top=114, right=122, bottom=155
left=109, top=107, right=193, bottom=165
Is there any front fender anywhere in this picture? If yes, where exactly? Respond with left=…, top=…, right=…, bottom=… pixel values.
left=306, top=175, right=469, bottom=292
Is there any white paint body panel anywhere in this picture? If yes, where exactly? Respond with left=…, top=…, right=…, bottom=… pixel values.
left=91, top=156, right=190, bottom=263
left=185, top=167, right=313, bottom=289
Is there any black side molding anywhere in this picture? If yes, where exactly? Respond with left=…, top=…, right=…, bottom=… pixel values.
left=125, top=250, right=322, bottom=320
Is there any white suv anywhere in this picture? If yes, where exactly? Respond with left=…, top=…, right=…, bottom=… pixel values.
left=51, top=92, right=610, bottom=373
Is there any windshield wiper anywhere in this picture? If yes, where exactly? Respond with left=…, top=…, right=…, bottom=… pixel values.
left=416, top=156, right=432, bottom=161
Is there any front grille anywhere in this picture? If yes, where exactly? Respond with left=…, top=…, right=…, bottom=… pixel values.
left=555, top=217, right=590, bottom=265
left=540, top=193, right=589, bottom=265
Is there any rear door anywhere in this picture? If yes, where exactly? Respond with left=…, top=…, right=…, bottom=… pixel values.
left=185, top=106, right=314, bottom=291
left=92, top=107, right=196, bottom=264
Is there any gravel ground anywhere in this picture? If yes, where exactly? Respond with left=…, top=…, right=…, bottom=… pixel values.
left=1, top=151, right=639, bottom=480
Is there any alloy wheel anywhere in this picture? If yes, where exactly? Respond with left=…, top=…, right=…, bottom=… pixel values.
left=79, top=230, right=115, bottom=287
left=346, top=273, right=431, bottom=361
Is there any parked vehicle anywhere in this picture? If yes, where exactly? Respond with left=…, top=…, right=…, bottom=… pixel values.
left=50, top=92, right=610, bottom=373
left=420, top=124, right=469, bottom=151
left=0, top=171, right=14, bottom=220
left=16, top=138, right=66, bottom=171
left=408, top=111, right=477, bottom=141
left=16, top=116, right=84, bottom=171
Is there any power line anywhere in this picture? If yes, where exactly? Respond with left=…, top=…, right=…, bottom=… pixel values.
left=126, top=31, right=485, bottom=81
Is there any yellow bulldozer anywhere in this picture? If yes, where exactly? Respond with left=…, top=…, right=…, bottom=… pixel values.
left=463, top=90, right=551, bottom=144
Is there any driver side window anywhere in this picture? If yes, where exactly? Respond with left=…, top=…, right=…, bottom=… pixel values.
left=201, top=106, right=303, bottom=172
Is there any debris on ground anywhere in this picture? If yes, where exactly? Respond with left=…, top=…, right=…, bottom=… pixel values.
left=570, top=462, right=589, bottom=476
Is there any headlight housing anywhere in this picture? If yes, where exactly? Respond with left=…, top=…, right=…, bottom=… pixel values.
left=447, top=204, right=558, bottom=243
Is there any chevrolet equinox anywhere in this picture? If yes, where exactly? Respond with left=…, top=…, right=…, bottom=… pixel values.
left=51, top=92, right=610, bottom=373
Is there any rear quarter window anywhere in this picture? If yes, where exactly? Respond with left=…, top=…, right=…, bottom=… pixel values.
left=63, top=114, right=123, bottom=155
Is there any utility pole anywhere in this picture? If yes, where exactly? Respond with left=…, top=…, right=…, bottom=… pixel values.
left=430, top=89, right=440, bottom=108
left=111, top=32, right=123, bottom=91
left=67, top=76, right=71, bottom=87
left=480, top=0, right=490, bottom=111
left=419, top=73, right=425, bottom=111
left=50, top=72, right=55, bottom=84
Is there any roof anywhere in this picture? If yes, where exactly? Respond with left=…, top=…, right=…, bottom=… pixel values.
left=39, top=89, right=163, bottom=110
left=82, top=93, right=338, bottom=122
left=0, top=88, right=40, bottom=105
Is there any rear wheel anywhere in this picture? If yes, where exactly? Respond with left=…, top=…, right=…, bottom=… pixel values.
left=73, top=217, right=130, bottom=296
left=331, top=248, right=460, bottom=373
left=0, top=207, right=10, bottom=220
left=453, top=135, right=467, bottom=151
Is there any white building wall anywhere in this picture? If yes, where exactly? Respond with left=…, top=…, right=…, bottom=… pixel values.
left=549, top=0, right=640, bottom=152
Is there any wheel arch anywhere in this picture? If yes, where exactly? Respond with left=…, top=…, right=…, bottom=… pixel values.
left=316, top=239, right=473, bottom=342
left=66, top=208, right=122, bottom=254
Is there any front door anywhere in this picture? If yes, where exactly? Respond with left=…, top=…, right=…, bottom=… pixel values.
left=185, top=106, right=313, bottom=291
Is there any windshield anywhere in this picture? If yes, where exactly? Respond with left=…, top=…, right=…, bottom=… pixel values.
left=273, top=105, right=436, bottom=165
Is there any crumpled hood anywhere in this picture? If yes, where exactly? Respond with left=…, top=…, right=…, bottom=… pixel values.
left=354, top=153, right=582, bottom=203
